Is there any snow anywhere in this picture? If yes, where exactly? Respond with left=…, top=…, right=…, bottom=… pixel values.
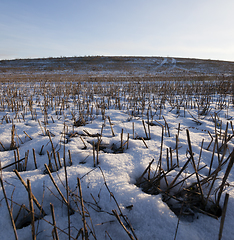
left=0, top=80, right=234, bottom=240
left=2, top=57, right=233, bottom=78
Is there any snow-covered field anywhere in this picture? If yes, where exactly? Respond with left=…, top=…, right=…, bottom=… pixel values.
left=0, top=79, right=234, bottom=240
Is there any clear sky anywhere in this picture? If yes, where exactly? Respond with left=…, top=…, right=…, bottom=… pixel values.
left=0, top=0, right=234, bottom=61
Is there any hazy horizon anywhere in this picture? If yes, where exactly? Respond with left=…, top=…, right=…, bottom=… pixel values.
left=1, top=55, right=234, bottom=63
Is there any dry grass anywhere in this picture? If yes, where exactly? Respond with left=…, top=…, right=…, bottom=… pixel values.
left=0, top=56, right=233, bottom=83
left=0, top=56, right=234, bottom=239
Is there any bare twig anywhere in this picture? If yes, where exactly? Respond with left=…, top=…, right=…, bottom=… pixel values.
left=50, top=204, right=59, bottom=240
left=27, top=179, right=36, bottom=240
left=218, top=193, right=229, bottom=240
left=47, top=130, right=59, bottom=171
left=24, top=131, right=32, bottom=140
left=64, top=157, right=71, bottom=240
left=0, top=161, right=18, bottom=240
left=77, top=178, right=89, bottom=240
left=216, top=150, right=234, bottom=206
left=44, top=164, right=74, bottom=214
left=112, top=210, right=135, bottom=240
left=186, top=129, right=204, bottom=202
left=13, top=169, right=46, bottom=216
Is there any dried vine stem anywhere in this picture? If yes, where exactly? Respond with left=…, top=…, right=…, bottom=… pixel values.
left=13, top=169, right=46, bottom=216
left=77, top=177, right=89, bottom=240
left=64, top=157, right=71, bottom=240
left=108, top=116, right=115, bottom=136
left=186, top=129, right=204, bottom=202
left=50, top=203, right=59, bottom=240
left=112, top=210, right=135, bottom=240
left=38, top=211, right=77, bottom=240
left=216, top=149, right=234, bottom=206
left=218, top=193, right=229, bottom=240
left=44, top=164, right=74, bottom=213
left=0, top=157, right=25, bottom=171
left=141, top=137, right=148, bottom=148
left=47, top=130, right=59, bottom=171
left=23, top=131, right=32, bottom=140
left=99, top=167, right=138, bottom=240
left=0, top=161, right=18, bottom=240
left=159, top=126, right=164, bottom=174
left=27, top=179, right=36, bottom=240
left=32, top=148, right=37, bottom=169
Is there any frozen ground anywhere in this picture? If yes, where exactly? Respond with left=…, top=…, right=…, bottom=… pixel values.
left=1, top=56, right=234, bottom=78
left=0, top=79, right=234, bottom=240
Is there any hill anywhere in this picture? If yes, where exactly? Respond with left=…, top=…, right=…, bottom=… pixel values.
left=0, top=56, right=233, bottom=82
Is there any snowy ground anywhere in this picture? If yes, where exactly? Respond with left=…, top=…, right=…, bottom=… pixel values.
left=0, top=80, right=234, bottom=240
left=1, top=56, right=234, bottom=78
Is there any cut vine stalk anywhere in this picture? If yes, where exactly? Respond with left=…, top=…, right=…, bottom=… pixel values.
left=27, top=179, right=36, bottom=240
left=0, top=162, right=18, bottom=240
left=77, top=178, right=89, bottom=240
left=13, top=169, right=46, bottom=216
left=186, top=129, right=204, bottom=202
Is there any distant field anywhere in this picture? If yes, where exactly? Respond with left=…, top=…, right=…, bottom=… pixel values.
left=1, top=56, right=234, bottom=239
left=0, top=56, right=233, bottom=82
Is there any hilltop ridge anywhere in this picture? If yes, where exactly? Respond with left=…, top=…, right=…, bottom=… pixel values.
left=0, top=56, right=233, bottom=82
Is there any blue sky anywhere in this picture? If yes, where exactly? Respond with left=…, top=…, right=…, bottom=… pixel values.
left=0, top=0, right=234, bottom=61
